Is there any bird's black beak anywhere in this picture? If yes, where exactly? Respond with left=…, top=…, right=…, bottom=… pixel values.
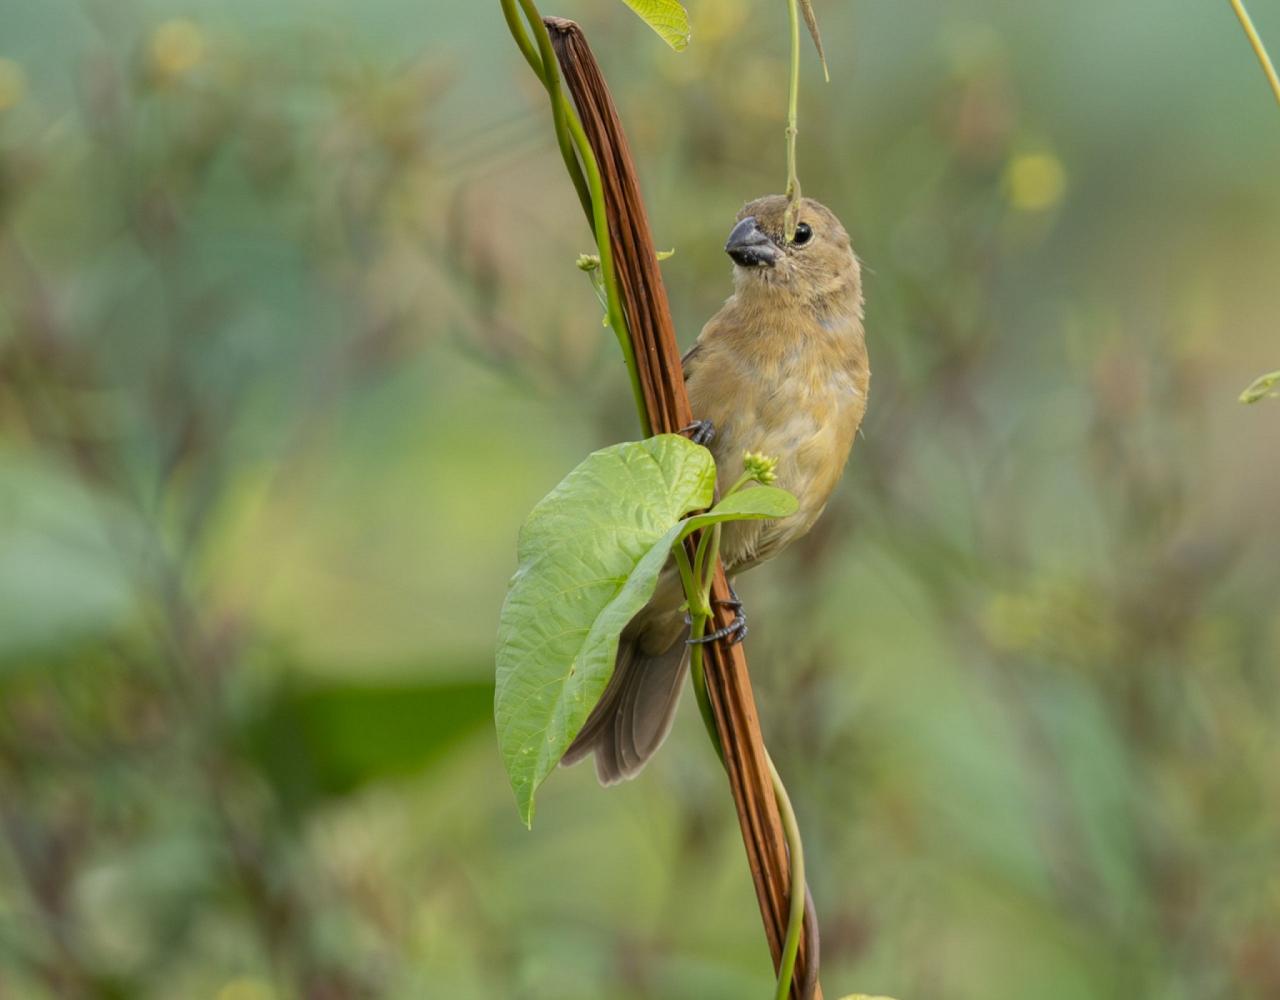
left=725, top=216, right=781, bottom=268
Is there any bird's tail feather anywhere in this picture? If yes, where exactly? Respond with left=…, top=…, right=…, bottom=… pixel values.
left=561, top=635, right=689, bottom=785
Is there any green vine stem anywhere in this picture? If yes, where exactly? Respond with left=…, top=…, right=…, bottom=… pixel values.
left=768, top=751, right=806, bottom=1000
left=500, top=0, right=652, bottom=435
left=501, top=0, right=591, bottom=218
left=783, top=0, right=802, bottom=241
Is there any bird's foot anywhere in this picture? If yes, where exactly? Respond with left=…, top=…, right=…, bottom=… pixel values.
left=678, top=419, right=716, bottom=447
left=686, top=584, right=747, bottom=646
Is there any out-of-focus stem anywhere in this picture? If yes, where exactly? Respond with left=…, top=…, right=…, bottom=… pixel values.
left=1229, top=0, right=1280, bottom=108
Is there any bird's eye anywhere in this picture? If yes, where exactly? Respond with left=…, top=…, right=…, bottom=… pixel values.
left=793, top=222, right=812, bottom=246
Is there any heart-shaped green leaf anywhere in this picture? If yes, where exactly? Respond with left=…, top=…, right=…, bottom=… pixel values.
left=619, top=0, right=691, bottom=52
left=495, top=435, right=715, bottom=826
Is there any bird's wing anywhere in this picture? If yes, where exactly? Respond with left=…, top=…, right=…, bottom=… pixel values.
left=680, top=341, right=702, bottom=382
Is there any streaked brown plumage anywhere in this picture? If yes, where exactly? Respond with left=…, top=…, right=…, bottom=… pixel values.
left=563, top=194, right=870, bottom=784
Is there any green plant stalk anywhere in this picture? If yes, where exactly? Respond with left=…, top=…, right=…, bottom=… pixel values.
left=673, top=543, right=705, bottom=617
left=1230, top=0, right=1280, bottom=108
left=503, top=0, right=592, bottom=219
left=724, top=470, right=756, bottom=498
left=499, top=0, right=545, bottom=93
left=692, top=522, right=718, bottom=601
left=687, top=619, right=726, bottom=768
left=768, top=751, right=806, bottom=1000
left=783, top=0, right=802, bottom=240
left=675, top=538, right=722, bottom=761
left=501, top=0, right=651, bottom=435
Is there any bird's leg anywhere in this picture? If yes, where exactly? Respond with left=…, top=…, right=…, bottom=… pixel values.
left=687, top=581, right=747, bottom=646
left=677, top=419, right=716, bottom=447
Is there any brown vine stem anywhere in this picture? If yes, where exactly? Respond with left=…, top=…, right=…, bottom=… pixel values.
left=542, top=18, right=820, bottom=999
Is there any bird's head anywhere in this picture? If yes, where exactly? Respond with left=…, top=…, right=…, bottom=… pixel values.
left=724, top=194, right=859, bottom=305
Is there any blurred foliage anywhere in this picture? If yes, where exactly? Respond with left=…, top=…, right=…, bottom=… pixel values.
left=0, top=1, right=1278, bottom=998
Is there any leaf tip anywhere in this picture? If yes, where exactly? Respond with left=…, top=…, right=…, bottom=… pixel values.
left=622, top=0, right=691, bottom=53
left=518, top=791, right=536, bottom=828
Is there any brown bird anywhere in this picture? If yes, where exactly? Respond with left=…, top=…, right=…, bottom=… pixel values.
left=562, top=194, right=870, bottom=784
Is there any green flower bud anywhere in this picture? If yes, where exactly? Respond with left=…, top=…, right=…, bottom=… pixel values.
left=742, top=451, right=779, bottom=485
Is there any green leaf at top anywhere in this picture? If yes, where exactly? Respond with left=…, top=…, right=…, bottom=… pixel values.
left=619, top=0, right=691, bottom=52
left=495, top=435, right=715, bottom=826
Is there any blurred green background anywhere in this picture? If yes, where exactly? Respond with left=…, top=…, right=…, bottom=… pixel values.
left=2, top=1, right=1279, bottom=997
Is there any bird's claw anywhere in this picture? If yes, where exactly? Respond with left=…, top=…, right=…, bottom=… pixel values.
left=686, top=616, right=748, bottom=647
left=685, top=585, right=747, bottom=646
left=678, top=419, right=716, bottom=447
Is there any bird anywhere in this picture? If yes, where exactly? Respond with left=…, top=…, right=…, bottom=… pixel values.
left=561, top=194, right=870, bottom=785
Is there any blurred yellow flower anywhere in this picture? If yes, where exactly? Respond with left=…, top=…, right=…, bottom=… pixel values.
left=981, top=590, right=1042, bottom=653
left=0, top=58, right=27, bottom=112
left=216, top=977, right=275, bottom=1000
left=1004, top=151, right=1066, bottom=212
left=149, top=19, right=205, bottom=82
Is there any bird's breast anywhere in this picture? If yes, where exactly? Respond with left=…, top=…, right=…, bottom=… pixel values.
left=686, top=328, right=868, bottom=573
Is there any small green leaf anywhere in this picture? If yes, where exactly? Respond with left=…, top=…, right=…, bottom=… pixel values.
left=619, top=0, right=691, bottom=52
left=678, top=485, right=799, bottom=539
left=1239, top=369, right=1280, bottom=403
left=495, top=435, right=715, bottom=826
